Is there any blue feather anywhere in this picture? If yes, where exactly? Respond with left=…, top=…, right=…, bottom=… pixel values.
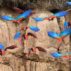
left=66, top=2, right=71, bottom=5
left=14, top=32, right=21, bottom=39
left=48, top=31, right=60, bottom=38
left=51, top=52, right=62, bottom=58
left=60, top=28, right=71, bottom=37
left=16, top=9, right=32, bottom=20
left=29, top=26, right=40, bottom=32
left=1, top=16, right=15, bottom=21
left=64, top=21, right=69, bottom=28
left=33, top=17, right=43, bottom=22
left=0, top=43, right=4, bottom=50
left=54, top=11, right=68, bottom=17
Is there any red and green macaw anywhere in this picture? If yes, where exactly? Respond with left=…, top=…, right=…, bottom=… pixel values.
left=1, top=9, right=32, bottom=24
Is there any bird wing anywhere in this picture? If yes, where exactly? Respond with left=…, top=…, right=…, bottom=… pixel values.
left=0, top=43, right=4, bottom=50
left=14, top=32, right=21, bottom=39
left=29, top=26, right=40, bottom=32
left=64, top=21, right=69, bottom=28
left=51, top=52, right=62, bottom=58
left=33, top=17, right=43, bottom=22
left=66, top=2, right=71, bottom=5
left=54, top=11, right=68, bottom=17
left=16, top=9, right=32, bottom=20
left=60, top=28, right=71, bottom=37
left=48, top=31, right=60, bottom=38
left=1, top=16, right=15, bottom=21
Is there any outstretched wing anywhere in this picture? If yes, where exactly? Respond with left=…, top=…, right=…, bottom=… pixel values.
left=1, top=16, right=15, bottom=21
left=14, top=32, right=21, bottom=40
left=29, top=26, right=40, bottom=32
left=54, top=11, right=68, bottom=17
left=66, top=2, right=71, bottom=5
left=33, top=17, right=43, bottom=22
left=64, top=21, right=69, bottom=29
left=16, top=9, right=32, bottom=20
left=60, top=28, right=71, bottom=37
left=48, top=31, right=59, bottom=38
left=0, top=43, right=4, bottom=50
left=51, top=52, right=62, bottom=58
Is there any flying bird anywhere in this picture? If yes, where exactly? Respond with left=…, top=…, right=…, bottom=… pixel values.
left=0, top=43, right=5, bottom=55
left=48, top=28, right=71, bottom=42
left=1, top=9, right=32, bottom=24
left=0, top=43, right=4, bottom=50
left=14, top=32, right=21, bottom=40
left=66, top=1, right=71, bottom=6
left=51, top=52, right=62, bottom=58
left=51, top=52, right=71, bottom=58
left=29, top=26, right=40, bottom=32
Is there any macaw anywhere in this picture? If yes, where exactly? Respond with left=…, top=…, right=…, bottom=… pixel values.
left=0, top=43, right=5, bottom=55
left=22, top=26, right=40, bottom=40
left=64, top=21, right=69, bottom=29
left=51, top=52, right=71, bottom=58
left=14, top=31, right=21, bottom=40
left=66, top=1, right=71, bottom=5
left=1, top=9, right=32, bottom=24
left=51, top=52, right=62, bottom=58
left=44, top=11, right=68, bottom=21
left=48, top=28, right=71, bottom=42
left=29, top=26, right=40, bottom=32
left=54, top=11, right=68, bottom=17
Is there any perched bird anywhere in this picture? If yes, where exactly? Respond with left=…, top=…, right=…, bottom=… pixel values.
left=14, top=31, right=21, bottom=40
left=1, top=9, right=32, bottom=24
left=66, top=1, right=71, bottom=6
left=33, top=17, right=44, bottom=22
left=51, top=52, right=62, bottom=58
left=48, top=28, right=71, bottom=42
left=29, top=26, right=40, bottom=32
left=54, top=11, right=68, bottom=17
